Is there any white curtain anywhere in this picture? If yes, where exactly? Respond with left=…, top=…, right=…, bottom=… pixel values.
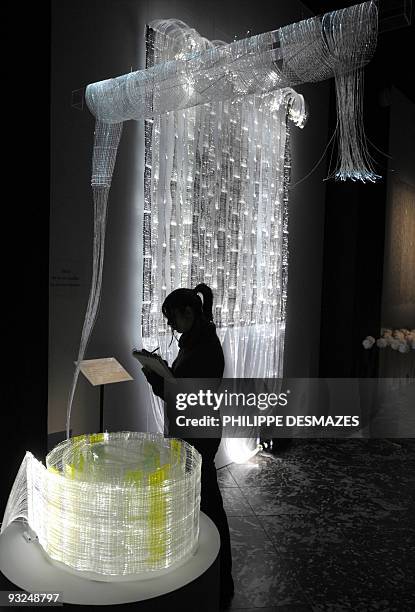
left=142, top=20, right=306, bottom=459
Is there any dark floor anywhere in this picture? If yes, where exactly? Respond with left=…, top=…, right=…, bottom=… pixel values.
left=217, top=438, right=415, bottom=612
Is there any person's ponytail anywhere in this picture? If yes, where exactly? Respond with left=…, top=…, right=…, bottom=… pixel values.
left=193, top=283, right=214, bottom=322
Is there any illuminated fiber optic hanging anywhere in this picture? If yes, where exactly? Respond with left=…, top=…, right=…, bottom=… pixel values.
left=65, top=1, right=379, bottom=437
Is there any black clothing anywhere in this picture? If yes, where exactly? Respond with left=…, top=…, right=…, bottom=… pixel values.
left=187, top=436, right=234, bottom=607
left=144, top=318, right=233, bottom=599
left=146, top=318, right=224, bottom=398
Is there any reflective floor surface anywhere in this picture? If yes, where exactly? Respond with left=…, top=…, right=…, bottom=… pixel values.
left=217, top=438, right=415, bottom=612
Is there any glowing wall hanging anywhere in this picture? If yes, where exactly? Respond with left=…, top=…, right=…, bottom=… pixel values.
left=141, top=19, right=307, bottom=436
left=1, top=433, right=201, bottom=578
left=65, top=1, right=379, bottom=438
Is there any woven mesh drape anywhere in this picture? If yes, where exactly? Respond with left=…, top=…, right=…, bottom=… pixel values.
left=141, top=20, right=307, bottom=440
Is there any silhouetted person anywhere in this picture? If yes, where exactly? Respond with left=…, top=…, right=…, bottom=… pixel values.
left=141, top=283, right=234, bottom=609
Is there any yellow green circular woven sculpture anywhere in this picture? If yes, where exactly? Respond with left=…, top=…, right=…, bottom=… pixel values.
left=1, top=432, right=202, bottom=578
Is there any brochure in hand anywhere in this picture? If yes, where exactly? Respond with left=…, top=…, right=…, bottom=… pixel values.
left=132, top=349, right=176, bottom=383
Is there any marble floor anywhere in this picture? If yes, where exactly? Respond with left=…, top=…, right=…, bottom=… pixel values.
left=217, top=439, right=415, bottom=612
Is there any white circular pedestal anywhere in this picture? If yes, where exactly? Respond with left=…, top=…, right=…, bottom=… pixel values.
left=0, top=512, right=220, bottom=607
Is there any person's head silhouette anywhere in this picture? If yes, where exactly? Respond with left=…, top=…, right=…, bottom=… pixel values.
left=162, top=283, right=214, bottom=334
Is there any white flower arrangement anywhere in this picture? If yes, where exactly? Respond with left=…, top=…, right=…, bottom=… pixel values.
left=362, top=328, right=415, bottom=352
left=362, top=336, right=376, bottom=349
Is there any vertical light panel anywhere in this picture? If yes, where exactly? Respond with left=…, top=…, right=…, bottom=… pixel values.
left=142, top=20, right=306, bottom=439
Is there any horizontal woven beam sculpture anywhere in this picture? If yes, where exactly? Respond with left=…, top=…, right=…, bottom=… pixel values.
left=85, top=3, right=377, bottom=125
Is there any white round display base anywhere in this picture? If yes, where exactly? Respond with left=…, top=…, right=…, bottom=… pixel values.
left=0, top=513, right=220, bottom=606
left=48, top=540, right=199, bottom=582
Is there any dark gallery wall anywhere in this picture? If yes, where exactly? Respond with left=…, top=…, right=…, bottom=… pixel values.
left=283, top=81, right=329, bottom=378
left=318, top=15, right=415, bottom=379
left=318, top=74, right=389, bottom=378
left=382, top=87, right=415, bottom=328
left=50, top=0, right=145, bottom=440
left=2, top=143, right=49, bottom=523
left=49, top=0, right=330, bottom=443
left=1, top=4, right=49, bottom=576
left=379, top=88, right=415, bottom=379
